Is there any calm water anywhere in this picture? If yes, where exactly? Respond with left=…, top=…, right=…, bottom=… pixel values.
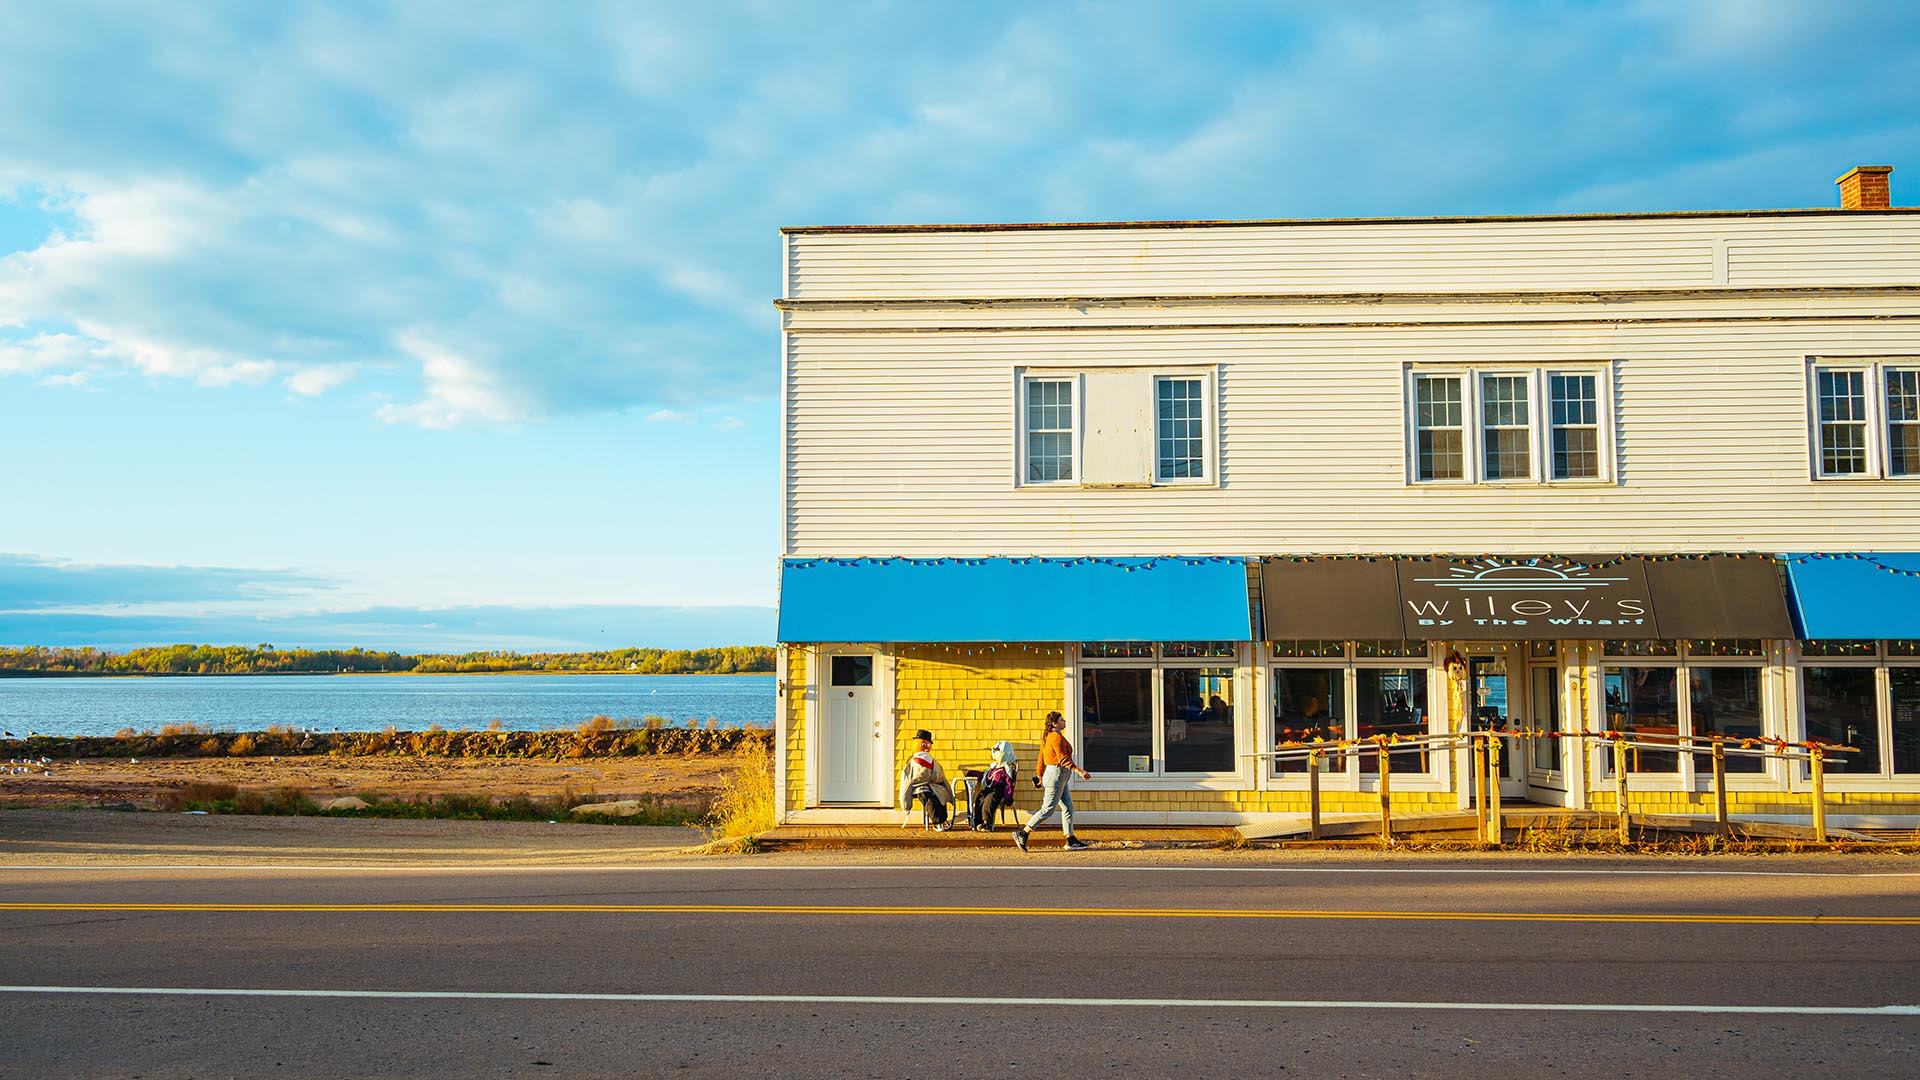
left=0, top=674, right=775, bottom=737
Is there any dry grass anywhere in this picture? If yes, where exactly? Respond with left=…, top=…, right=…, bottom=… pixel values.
left=703, top=741, right=775, bottom=843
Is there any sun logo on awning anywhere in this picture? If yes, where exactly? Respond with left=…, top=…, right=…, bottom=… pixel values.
left=1414, top=557, right=1631, bottom=591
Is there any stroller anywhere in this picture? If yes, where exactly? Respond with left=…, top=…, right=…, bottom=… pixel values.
left=966, top=740, right=1019, bottom=832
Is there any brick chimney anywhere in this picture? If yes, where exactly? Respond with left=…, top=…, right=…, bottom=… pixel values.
left=1836, top=165, right=1893, bottom=210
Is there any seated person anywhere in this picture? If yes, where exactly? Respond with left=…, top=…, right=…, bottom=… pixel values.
left=898, top=729, right=954, bottom=830
left=969, top=740, right=1018, bottom=831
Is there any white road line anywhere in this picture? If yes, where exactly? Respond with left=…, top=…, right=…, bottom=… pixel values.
left=1, top=864, right=1917, bottom=878
left=1, top=985, right=1915, bottom=1016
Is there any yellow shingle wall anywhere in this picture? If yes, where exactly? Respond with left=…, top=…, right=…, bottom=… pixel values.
left=784, top=646, right=807, bottom=813
left=893, top=645, right=1065, bottom=815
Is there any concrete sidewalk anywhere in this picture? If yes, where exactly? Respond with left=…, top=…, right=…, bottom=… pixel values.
left=756, top=824, right=1239, bottom=850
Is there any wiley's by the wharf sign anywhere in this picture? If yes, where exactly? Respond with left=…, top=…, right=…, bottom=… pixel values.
left=1258, top=554, right=1793, bottom=641
left=1393, top=556, right=1653, bottom=638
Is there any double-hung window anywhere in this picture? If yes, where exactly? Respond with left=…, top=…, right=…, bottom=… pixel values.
left=1022, top=376, right=1076, bottom=484
left=1407, top=365, right=1612, bottom=484
left=1809, top=359, right=1920, bottom=480
left=1155, top=376, right=1205, bottom=481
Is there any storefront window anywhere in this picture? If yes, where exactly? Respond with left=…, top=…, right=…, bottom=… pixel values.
left=1893, top=668, right=1920, bottom=775
left=1164, top=668, right=1235, bottom=772
left=1605, top=639, right=1678, bottom=658
left=1801, top=667, right=1880, bottom=773
left=1081, top=642, right=1154, bottom=659
left=1800, top=640, right=1877, bottom=658
left=1687, top=667, right=1765, bottom=774
left=1081, top=667, right=1152, bottom=773
left=1354, top=668, right=1427, bottom=774
left=1686, top=639, right=1766, bottom=658
left=1273, top=667, right=1345, bottom=773
left=1270, top=640, right=1345, bottom=659
left=1163, top=641, right=1238, bottom=660
left=1604, top=666, right=1680, bottom=772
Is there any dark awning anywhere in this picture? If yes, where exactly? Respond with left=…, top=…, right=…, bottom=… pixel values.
left=1784, top=553, right=1920, bottom=638
left=1261, top=555, right=1793, bottom=641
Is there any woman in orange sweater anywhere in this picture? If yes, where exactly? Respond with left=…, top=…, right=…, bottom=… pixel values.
left=1014, top=711, right=1092, bottom=852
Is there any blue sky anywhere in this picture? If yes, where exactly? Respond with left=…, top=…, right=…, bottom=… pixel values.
left=2, top=1, right=1917, bottom=650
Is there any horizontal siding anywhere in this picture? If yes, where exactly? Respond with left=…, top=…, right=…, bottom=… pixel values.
left=788, top=217, right=1920, bottom=299
left=784, top=319, right=1920, bottom=554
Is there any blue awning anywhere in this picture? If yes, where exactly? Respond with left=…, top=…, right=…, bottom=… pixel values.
left=777, top=557, right=1252, bottom=643
left=1783, top=554, right=1920, bottom=638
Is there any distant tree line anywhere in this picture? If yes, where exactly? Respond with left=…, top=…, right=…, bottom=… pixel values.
left=0, top=644, right=775, bottom=676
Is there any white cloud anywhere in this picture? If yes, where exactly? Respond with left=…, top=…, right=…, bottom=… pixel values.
left=284, top=363, right=357, bottom=397
left=0, top=1, right=1915, bottom=427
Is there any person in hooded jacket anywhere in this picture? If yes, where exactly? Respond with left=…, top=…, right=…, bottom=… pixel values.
left=970, top=740, right=1018, bottom=831
left=899, top=729, right=954, bottom=829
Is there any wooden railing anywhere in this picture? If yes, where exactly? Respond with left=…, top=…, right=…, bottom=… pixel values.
left=1247, top=729, right=1859, bottom=847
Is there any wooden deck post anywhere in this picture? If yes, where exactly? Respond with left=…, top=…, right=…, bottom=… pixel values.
left=1378, top=740, right=1393, bottom=848
left=1486, top=735, right=1503, bottom=847
left=1307, top=750, right=1322, bottom=841
left=1613, top=740, right=1630, bottom=844
left=1810, top=747, right=1827, bottom=843
left=1711, top=743, right=1729, bottom=835
left=1475, top=736, right=1491, bottom=839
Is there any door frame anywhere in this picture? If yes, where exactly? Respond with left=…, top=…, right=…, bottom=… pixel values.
left=807, top=646, right=893, bottom=806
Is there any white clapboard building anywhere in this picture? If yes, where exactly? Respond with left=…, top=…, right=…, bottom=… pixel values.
left=773, top=165, right=1920, bottom=830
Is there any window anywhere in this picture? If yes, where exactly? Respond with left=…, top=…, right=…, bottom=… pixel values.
left=1270, top=641, right=1434, bottom=780
left=1601, top=640, right=1768, bottom=780
left=1413, top=375, right=1465, bottom=481
left=1023, top=377, right=1075, bottom=484
left=1406, top=366, right=1611, bottom=484
left=1016, top=369, right=1213, bottom=487
left=1155, top=376, right=1204, bottom=481
left=1888, top=368, right=1920, bottom=476
left=1795, top=640, right=1920, bottom=779
left=1549, top=373, right=1600, bottom=480
left=1079, top=643, right=1241, bottom=776
left=1809, top=360, right=1920, bottom=480
left=1816, top=368, right=1869, bottom=476
left=1479, top=374, right=1531, bottom=480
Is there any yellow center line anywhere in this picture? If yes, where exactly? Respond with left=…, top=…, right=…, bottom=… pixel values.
left=0, top=902, right=1914, bottom=925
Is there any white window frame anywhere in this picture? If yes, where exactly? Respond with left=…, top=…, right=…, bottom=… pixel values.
left=1152, top=373, right=1214, bottom=486
left=1072, top=642, right=1248, bottom=786
left=1013, top=367, right=1216, bottom=490
left=1016, top=372, right=1080, bottom=487
left=1806, top=358, right=1920, bottom=482
left=1263, top=641, right=1444, bottom=792
left=1791, top=640, right=1920, bottom=789
left=1404, top=364, right=1614, bottom=486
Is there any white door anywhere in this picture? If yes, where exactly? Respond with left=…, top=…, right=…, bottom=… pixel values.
left=820, top=654, right=884, bottom=804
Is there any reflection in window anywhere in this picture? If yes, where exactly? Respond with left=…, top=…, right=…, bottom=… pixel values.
left=1605, top=666, right=1680, bottom=772
left=1081, top=668, right=1151, bottom=773
left=1274, top=668, right=1344, bottom=773
left=1802, top=667, right=1880, bottom=772
left=1688, top=667, right=1765, bottom=774
left=1355, top=669, right=1427, bottom=775
left=1893, top=668, right=1920, bottom=775
left=1164, top=667, right=1235, bottom=773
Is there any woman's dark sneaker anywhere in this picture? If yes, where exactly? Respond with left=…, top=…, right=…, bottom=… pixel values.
left=1012, top=828, right=1030, bottom=852
left=1064, top=837, right=1091, bottom=851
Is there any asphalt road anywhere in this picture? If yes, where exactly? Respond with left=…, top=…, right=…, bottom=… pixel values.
left=2, top=859, right=1917, bottom=1078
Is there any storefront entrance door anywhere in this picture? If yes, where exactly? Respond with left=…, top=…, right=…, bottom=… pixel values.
left=1467, top=649, right=1528, bottom=801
